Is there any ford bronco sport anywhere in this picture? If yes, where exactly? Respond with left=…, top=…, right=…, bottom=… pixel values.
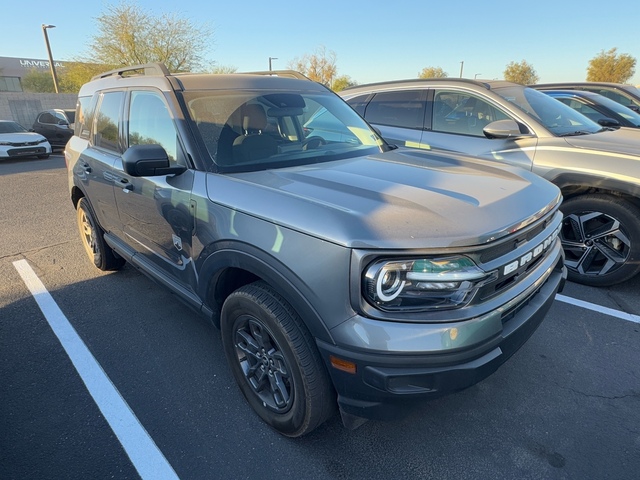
left=66, top=64, right=566, bottom=437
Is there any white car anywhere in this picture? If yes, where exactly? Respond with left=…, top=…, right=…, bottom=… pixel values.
left=0, top=120, right=52, bottom=159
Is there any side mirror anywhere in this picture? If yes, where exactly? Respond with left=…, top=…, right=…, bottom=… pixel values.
left=597, top=117, right=621, bottom=128
left=122, top=144, right=186, bottom=177
left=58, top=120, right=69, bottom=127
left=483, top=119, right=532, bottom=139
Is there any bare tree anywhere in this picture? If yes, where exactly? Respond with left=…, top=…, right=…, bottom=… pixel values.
left=587, top=48, right=636, bottom=83
left=503, top=60, right=539, bottom=85
left=289, top=46, right=338, bottom=87
left=88, top=1, right=213, bottom=72
left=418, top=66, right=448, bottom=79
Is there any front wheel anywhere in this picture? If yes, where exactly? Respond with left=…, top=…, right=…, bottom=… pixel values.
left=221, top=281, right=335, bottom=437
left=560, top=194, right=640, bottom=286
left=76, top=197, right=125, bottom=271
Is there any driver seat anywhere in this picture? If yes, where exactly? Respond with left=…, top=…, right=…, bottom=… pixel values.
left=232, top=104, right=278, bottom=164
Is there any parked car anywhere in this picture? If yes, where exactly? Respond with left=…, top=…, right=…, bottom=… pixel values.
left=0, top=120, right=51, bottom=159
left=341, top=79, right=640, bottom=287
left=536, top=89, right=640, bottom=128
left=32, top=108, right=75, bottom=149
left=532, top=82, right=640, bottom=113
left=66, top=64, right=566, bottom=436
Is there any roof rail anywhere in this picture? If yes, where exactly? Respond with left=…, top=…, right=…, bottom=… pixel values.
left=91, top=63, right=170, bottom=81
left=243, top=70, right=312, bottom=81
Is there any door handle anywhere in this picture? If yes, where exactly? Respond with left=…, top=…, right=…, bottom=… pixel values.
left=118, top=178, right=134, bottom=192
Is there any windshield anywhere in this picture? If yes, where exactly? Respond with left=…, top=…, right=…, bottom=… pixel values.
left=0, top=121, right=28, bottom=134
left=492, top=86, right=603, bottom=136
left=592, top=94, right=640, bottom=126
left=183, top=90, right=386, bottom=172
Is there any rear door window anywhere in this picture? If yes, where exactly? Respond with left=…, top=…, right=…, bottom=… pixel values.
left=93, top=91, right=124, bottom=152
left=364, top=90, right=426, bottom=129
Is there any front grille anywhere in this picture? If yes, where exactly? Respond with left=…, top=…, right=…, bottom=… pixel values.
left=471, top=212, right=561, bottom=304
left=7, top=147, right=45, bottom=157
left=480, top=221, right=547, bottom=263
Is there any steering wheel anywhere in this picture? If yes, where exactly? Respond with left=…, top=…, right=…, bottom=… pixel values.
left=302, top=136, right=326, bottom=150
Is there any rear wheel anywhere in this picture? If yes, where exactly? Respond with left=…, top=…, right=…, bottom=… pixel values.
left=560, top=194, right=640, bottom=286
left=76, top=197, right=125, bottom=271
left=221, top=281, right=335, bottom=437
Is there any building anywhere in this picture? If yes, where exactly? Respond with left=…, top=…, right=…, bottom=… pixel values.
left=0, top=56, right=76, bottom=127
left=0, top=56, right=67, bottom=92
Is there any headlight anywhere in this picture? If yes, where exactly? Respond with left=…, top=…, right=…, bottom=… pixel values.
left=363, top=256, right=497, bottom=311
left=0, top=141, right=10, bottom=146
left=38, top=138, right=49, bottom=144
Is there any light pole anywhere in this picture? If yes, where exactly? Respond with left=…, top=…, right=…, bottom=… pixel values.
left=269, top=57, right=278, bottom=71
left=459, top=61, right=464, bottom=78
left=42, top=24, right=59, bottom=93
left=474, top=73, right=482, bottom=79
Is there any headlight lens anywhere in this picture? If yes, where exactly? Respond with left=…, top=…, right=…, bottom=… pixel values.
left=363, top=256, right=497, bottom=311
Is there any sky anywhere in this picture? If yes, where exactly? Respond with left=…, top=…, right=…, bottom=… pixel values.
left=5, top=0, right=640, bottom=86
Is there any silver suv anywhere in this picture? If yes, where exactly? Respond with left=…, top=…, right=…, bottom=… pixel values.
left=342, top=79, right=640, bottom=287
left=66, top=65, right=565, bottom=436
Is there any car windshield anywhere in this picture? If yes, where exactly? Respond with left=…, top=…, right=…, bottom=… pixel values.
left=590, top=94, right=640, bottom=126
left=183, top=89, right=386, bottom=172
left=492, top=86, right=603, bottom=136
left=0, top=121, right=28, bottom=134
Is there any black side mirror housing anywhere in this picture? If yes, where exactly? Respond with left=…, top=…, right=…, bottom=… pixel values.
left=597, top=118, right=621, bottom=128
left=122, top=144, right=186, bottom=177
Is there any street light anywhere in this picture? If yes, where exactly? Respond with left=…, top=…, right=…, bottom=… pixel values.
left=459, top=61, right=464, bottom=78
left=269, top=57, right=278, bottom=71
left=42, top=24, right=59, bottom=93
left=474, top=73, right=482, bottom=79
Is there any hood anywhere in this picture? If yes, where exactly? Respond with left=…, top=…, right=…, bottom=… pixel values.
left=562, top=127, right=640, bottom=157
left=207, top=149, right=560, bottom=249
left=0, top=132, right=47, bottom=144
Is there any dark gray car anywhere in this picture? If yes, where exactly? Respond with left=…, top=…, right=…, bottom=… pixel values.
left=342, top=79, right=640, bottom=287
left=32, top=108, right=75, bottom=149
left=66, top=65, right=565, bottom=436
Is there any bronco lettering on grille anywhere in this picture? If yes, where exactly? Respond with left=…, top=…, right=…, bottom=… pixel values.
left=503, top=224, right=561, bottom=276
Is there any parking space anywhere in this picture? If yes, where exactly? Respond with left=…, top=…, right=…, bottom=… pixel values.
left=1, top=155, right=638, bottom=479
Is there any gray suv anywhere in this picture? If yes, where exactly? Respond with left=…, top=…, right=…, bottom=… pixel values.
left=66, top=64, right=566, bottom=436
left=342, top=79, right=640, bottom=287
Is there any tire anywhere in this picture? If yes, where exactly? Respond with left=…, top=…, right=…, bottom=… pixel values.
left=37, top=154, right=50, bottom=159
left=76, top=197, right=125, bottom=271
left=560, top=194, right=640, bottom=286
left=221, top=281, right=335, bottom=437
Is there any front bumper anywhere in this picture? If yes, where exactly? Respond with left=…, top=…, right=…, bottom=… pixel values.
left=317, top=243, right=566, bottom=422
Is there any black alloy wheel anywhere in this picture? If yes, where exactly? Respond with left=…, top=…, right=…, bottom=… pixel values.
left=221, top=281, right=335, bottom=437
left=560, top=194, right=640, bottom=286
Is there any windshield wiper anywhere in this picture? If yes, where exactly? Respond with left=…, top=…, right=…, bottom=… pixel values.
left=558, top=130, right=593, bottom=137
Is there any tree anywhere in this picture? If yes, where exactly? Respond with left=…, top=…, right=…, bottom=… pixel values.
left=503, top=60, right=539, bottom=85
left=209, top=65, right=238, bottom=74
left=59, top=62, right=115, bottom=93
left=288, top=46, right=337, bottom=87
left=418, top=66, right=448, bottom=79
left=22, top=70, right=55, bottom=93
left=331, top=75, right=357, bottom=92
left=587, top=48, right=636, bottom=83
left=88, top=0, right=213, bottom=72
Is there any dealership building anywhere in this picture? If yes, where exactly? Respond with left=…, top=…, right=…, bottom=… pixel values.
left=0, top=56, right=76, bottom=127
left=0, top=56, right=67, bottom=92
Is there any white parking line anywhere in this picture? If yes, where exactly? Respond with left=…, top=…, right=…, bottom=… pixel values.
left=13, top=259, right=179, bottom=480
left=556, top=293, right=640, bottom=324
